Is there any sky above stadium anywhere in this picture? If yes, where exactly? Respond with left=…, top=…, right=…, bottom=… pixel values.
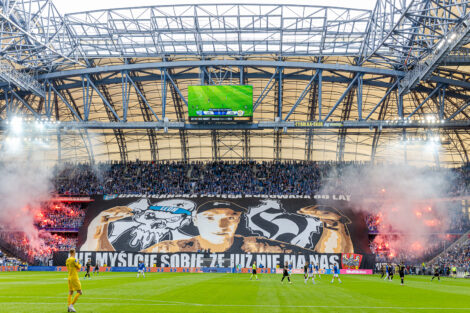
left=54, top=0, right=377, bottom=14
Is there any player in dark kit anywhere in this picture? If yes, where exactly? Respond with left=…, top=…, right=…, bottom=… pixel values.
left=303, top=263, right=308, bottom=283
left=431, top=266, right=440, bottom=281
left=398, top=262, right=405, bottom=286
left=380, top=264, right=385, bottom=279
left=281, top=262, right=292, bottom=284
left=93, top=263, right=99, bottom=275
left=84, top=259, right=91, bottom=279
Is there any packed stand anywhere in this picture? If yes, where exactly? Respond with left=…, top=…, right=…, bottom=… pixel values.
left=0, top=232, right=77, bottom=265
left=35, top=202, right=86, bottom=230
left=433, top=239, right=470, bottom=270
left=53, top=161, right=470, bottom=197
left=365, top=214, right=381, bottom=233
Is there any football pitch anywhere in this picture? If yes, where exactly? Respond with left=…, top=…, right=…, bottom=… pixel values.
left=0, top=272, right=469, bottom=313
left=188, top=85, right=253, bottom=117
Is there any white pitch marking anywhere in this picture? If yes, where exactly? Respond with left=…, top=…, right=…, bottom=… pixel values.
left=0, top=298, right=469, bottom=310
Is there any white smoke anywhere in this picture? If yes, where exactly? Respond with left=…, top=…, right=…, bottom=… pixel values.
left=0, top=124, right=54, bottom=251
left=321, top=153, right=455, bottom=261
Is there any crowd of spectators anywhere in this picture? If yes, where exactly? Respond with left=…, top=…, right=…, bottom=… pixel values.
left=0, top=201, right=86, bottom=265
left=53, top=160, right=470, bottom=197
left=0, top=232, right=77, bottom=265
left=433, top=239, right=470, bottom=269
left=53, top=161, right=331, bottom=195
left=365, top=214, right=381, bottom=233
left=0, top=248, right=23, bottom=267
left=34, top=203, right=85, bottom=230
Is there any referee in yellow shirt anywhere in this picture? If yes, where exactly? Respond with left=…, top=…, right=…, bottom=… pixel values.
left=250, top=261, right=259, bottom=280
left=66, top=248, right=83, bottom=312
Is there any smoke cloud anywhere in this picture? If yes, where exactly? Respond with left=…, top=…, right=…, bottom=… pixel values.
left=0, top=129, right=54, bottom=251
left=321, top=159, right=455, bottom=261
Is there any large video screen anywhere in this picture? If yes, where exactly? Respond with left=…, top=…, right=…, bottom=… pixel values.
left=188, top=85, right=253, bottom=122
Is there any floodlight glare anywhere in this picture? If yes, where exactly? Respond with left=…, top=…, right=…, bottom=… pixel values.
left=10, top=116, right=23, bottom=134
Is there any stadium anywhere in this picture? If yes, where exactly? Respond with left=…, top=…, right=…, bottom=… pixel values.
left=0, top=0, right=470, bottom=312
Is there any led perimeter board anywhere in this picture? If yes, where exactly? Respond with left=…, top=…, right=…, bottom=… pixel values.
left=188, top=85, right=253, bottom=122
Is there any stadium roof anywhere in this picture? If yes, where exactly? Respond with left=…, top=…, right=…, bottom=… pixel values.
left=1, top=0, right=470, bottom=166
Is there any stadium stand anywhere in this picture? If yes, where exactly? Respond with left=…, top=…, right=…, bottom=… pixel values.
left=1, top=161, right=469, bottom=266
left=53, top=161, right=470, bottom=197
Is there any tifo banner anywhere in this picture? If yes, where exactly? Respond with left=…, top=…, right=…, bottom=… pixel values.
left=55, top=196, right=374, bottom=268
left=53, top=251, right=367, bottom=269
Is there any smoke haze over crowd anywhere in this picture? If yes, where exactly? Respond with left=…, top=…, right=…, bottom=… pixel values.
left=322, top=160, right=455, bottom=260
left=0, top=143, right=53, bottom=250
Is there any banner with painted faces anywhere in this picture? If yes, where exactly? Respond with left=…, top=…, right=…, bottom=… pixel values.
left=78, top=196, right=372, bottom=257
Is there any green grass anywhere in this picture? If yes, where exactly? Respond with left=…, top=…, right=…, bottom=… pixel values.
left=0, top=272, right=469, bottom=313
left=188, top=85, right=253, bottom=117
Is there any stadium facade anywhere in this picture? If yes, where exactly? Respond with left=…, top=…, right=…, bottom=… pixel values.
left=1, top=1, right=470, bottom=166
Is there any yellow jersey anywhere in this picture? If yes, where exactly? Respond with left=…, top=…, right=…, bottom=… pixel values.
left=66, top=257, right=81, bottom=280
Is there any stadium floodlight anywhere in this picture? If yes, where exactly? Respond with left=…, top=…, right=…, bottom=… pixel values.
left=10, top=116, right=23, bottom=135
left=437, top=40, right=445, bottom=50
left=448, top=33, right=457, bottom=43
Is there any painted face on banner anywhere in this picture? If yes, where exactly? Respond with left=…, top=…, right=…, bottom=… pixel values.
left=194, top=208, right=242, bottom=244
left=128, top=199, right=195, bottom=249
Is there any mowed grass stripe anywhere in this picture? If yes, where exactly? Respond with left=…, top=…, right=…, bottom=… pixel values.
left=0, top=272, right=469, bottom=313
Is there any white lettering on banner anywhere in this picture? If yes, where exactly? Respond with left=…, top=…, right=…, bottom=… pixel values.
left=245, top=254, right=252, bottom=267
left=333, top=195, right=351, bottom=201
left=63, top=252, right=358, bottom=269
left=109, top=253, right=118, bottom=267
left=256, top=255, right=266, bottom=268
left=284, top=254, right=295, bottom=265
left=181, top=254, right=190, bottom=267
left=150, top=254, right=157, bottom=267
left=190, top=253, right=197, bottom=268
left=76, top=253, right=83, bottom=265
left=272, top=254, right=280, bottom=268
left=309, top=255, right=319, bottom=266
left=170, top=254, right=180, bottom=267
left=196, top=254, right=204, bottom=267
left=234, top=254, right=244, bottom=268
left=160, top=254, right=169, bottom=267
left=320, top=255, right=329, bottom=269
left=95, top=253, right=108, bottom=266
left=134, top=254, right=144, bottom=266
left=329, top=255, right=339, bottom=267
left=118, top=251, right=126, bottom=267
left=297, top=255, right=306, bottom=268
left=217, top=254, right=224, bottom=267
left=114, top=194, right=350, bottom=200
left=210, top=254, right=217, bottom=267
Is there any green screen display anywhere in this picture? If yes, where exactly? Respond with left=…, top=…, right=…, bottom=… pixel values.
left=188, top=85, right=253, bottom=122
